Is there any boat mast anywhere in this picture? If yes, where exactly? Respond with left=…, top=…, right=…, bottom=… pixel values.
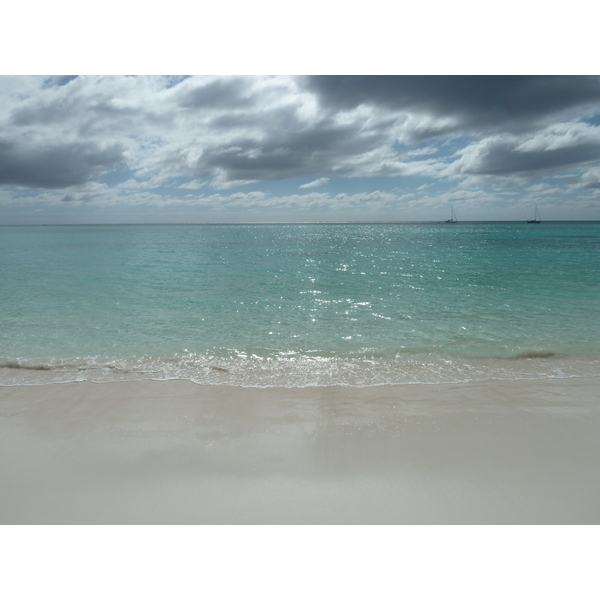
left=527, top=204, right=541, bottom=223
left=445, top=207, right=457, bottom=223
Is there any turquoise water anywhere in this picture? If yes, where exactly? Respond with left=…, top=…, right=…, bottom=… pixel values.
left=2, top=222, right=600, bottom=386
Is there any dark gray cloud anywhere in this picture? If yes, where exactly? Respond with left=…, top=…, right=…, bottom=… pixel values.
left=12, top=99, right=83, bottom=126
left=192, top=77, right=600, bottom=184
left=0, top=141, right=124, bottom=188
left=305, top=76, right=600, bottom=137
left=209, top=111, right=265, bottom=130
left=194, top=118, right=383, bottom=182
left=458, top=139, right=600, bottom=177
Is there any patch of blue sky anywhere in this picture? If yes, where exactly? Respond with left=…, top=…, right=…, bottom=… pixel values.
left=394, top=134, right=474, bottom=157
left=223, top=176, right=322, bottom=196
left=149, top=176, right=209, bottom=196
left=392, top=142, right=439, bottom=157
left=436, top=135, right=479, bottom=155
left=582, top=114, right=600, bottom=126
left=223, top=174, right=444, bottom=198
left=162, top=75, right=191, bottom=89
left=98, top=164, right=138, bottom=186
left=42, top=75, right=78, bottom=88
left=323, top=175, right=438, bottom=196
left=4, top=186, right=48, bottom=198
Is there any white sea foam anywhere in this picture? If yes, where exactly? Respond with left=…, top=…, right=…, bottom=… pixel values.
left=2, top=352, right=599, bottom=388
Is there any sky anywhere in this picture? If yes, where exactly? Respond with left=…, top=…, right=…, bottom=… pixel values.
left=2, top=0, right=600, bottom=226
left=2, top=74, right=600, bottom=224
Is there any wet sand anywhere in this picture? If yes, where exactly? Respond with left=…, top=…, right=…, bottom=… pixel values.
left=1, top=377, right=599, bottom=524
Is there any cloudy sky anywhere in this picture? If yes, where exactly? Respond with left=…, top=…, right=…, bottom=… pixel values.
left=2, top=75, right=600, bottom=224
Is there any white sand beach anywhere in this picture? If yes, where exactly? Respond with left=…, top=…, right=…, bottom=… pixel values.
left=1, top=377, right=599, bottom=524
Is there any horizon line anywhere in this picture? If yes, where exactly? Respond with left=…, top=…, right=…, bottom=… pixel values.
left=2, top=219, right=600, bottom=227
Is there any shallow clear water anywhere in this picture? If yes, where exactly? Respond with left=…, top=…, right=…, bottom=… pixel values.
left=2, top=222, right=599, bottom=386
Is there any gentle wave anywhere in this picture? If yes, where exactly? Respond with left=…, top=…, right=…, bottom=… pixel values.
left=2, top=351, right=599, bottom=387
left=511, top=350, right=558, bottom=359
left=0, top=361, right=53, bottom=371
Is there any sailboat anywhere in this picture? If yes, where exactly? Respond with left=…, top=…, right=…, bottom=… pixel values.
left=527, top=205, right=541, bottom=223
left=445, top=207, right=457, bottom=223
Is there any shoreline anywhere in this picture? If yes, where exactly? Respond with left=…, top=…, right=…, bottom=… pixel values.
left=1, top=377, right=599, bottom=524
left=2, top=351, right=599, bottom=388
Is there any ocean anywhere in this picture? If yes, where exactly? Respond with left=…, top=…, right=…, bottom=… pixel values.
left=2, top=222, right=599, bottom=387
